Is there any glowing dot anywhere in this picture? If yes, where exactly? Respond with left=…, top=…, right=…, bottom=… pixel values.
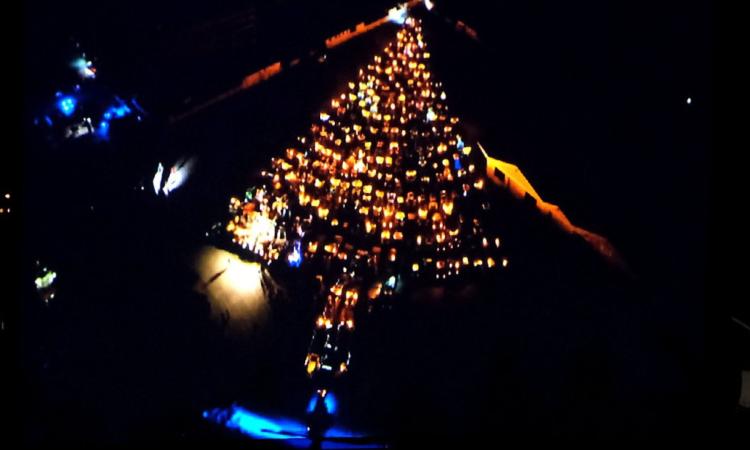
left=57, top=96, right=77, bottom=117
left=4, top=193, right=9, bottom=199
left=686, top=97, right=692, bottom=105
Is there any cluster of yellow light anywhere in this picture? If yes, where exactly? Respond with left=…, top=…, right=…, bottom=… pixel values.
left=229, top=18, right=508, bottom=280
left=226, top=190, right=289, bottom=263
left=317, top=282, right=359, bottom=330
left=227, top=18, right=509, bottom=378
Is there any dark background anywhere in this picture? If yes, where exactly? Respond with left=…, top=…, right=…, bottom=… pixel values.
left=6, top=0, right=731, bottom=447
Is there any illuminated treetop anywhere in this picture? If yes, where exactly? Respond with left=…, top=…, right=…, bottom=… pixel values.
left=227, top=17, right=506, bottom=380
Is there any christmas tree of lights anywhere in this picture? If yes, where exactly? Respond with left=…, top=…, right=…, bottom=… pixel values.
left=226, top=17, right=506, bottom=384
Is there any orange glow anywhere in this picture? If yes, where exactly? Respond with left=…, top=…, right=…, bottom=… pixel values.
left=478, top=142, right=624, bottom=269
left=241, top=62, right=282, bottom=89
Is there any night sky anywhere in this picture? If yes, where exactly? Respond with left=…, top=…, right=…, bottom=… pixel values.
left=7, top=0, right=730, bottom=447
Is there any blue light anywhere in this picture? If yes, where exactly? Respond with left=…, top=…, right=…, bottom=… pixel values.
left=97, top=121, right=110, bottom=139
left=323, top=392, right=337, bottom=415
left=57, top=96, right=77, bottom=117
left=306, top=395, right=318, bottom=414
left=456, top=137, right=464, bottom=150
left=44, top=116, right=53, bottom=126
left=102, top=99, right=133, bottom=123
left=228, top=409, right=283, bottom=438
left=453, top=157, right=462, bottom=170
left=203, top=405, right=307, bottom=440
left=113, top=104, right=131, bottom=118
left=131, top=98, right=147, bottom=114
left=203, top=404, right=380, bottom=448
left=287, top=240, right=302, bottom=268
left=72, top=57, right=88, bottom=70
left=105, top=104, right=131, bottom=119
left=306, top=391, right=337, bottom=415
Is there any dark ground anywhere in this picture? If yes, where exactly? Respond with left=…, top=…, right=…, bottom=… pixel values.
left=5, top=0, right=731, bottom=447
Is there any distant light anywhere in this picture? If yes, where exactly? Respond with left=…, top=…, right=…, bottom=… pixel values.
left=426, top=107, right=437, bottom=121
left=72, top=57, right=96, bottom=79
left=287, top=239, right=303, bottom=267
left=35, top=270, right=57, bottom=290
left=686, top=97, right=692, bottom=105
left=57, top=96, right=77, bottom=117
left=386, top=275, right=397, bottom=289
left=424, top=0, right=435, bottom=11
left=131, top=98, right=147, bottom=114
left=72, top=58, right=84, bottom=69
left=388, top=4, right=408, bottom=24
left=162, top=158, right=195, bottom=196
left=104, top=102, right=132, bottom=120
left=4, top=193, right=9, bottom=199
left=153, top=162, right=164, bottom=195
left=97, top=121, right=110, bottom=139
